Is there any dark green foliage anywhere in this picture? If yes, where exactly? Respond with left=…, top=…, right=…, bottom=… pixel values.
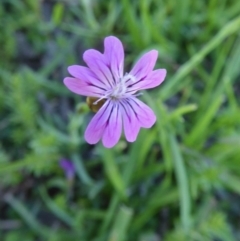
left=0, top=0, right=240, bottom=240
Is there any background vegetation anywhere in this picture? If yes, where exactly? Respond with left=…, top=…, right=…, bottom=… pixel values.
left=0, top=0, right=240, bottom=240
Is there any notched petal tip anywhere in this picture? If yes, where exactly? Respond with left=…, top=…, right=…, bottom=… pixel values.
left=146, top=50, right=159, bottom=67
left=154, top=68, right=167, bottom=86
left=130, top=49, right=159, bottom=81
left=161, top=68, right=167, bottom=78
left=83, top=49, right=103, bottom=64
left=63, top=77, right=71, bottom=86
left=67, top=65, right=80, bottom=76
left=104, top=35, right=122, bottom=43
left=63, top=77, right=80, bottom=93
left=149, top=49, right=158, bottom=59
left=104, top=36, right=123, bottom=48
left=147, top=114, right=156, bottom=128
left=67, top=65, right=75, bottom=72
left=102, top=140, right=117, bottom=148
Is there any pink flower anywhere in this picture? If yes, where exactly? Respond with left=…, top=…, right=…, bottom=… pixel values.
left=64, top=36, right=166, bottom=148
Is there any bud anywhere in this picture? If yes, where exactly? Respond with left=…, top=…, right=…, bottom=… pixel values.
left=86, top=97, right=106, bottom=113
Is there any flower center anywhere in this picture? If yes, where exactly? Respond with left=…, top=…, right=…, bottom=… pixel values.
left=92, top=73, right=136, bottom=107
left=110, top=73, right=135, bottom=99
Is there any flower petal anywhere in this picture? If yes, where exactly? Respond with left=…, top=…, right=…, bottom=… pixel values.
left=84, top=100, right=112, bottom=144
left=129, top=50, right=158, bottom=82
left=119, top=101, right=140, bottom=142
left=102, top=102, right=122, bottom=148
left=127, top=69, right=166, bottom=93
left=68, top=65, right=108, bottom=90
left=83, top=49, right=115, bottom=88
left=64, top=77, right=105, bottom=97
left=104, top=36, right=124, bottom=82
left=126, top=97, right=156, bottom=128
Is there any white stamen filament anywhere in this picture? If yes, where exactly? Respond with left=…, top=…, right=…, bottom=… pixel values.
left=133, top=92, right=143, bottom=97
left=93, top=95, right=108, bottom=105
left=93, top=73, right=137, bottom=104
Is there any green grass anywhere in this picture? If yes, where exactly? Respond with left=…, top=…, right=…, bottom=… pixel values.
left=0, top=0, right=240, bottom=240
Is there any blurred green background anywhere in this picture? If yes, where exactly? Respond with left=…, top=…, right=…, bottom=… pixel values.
left=1, top=0, right=240, bottom=240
